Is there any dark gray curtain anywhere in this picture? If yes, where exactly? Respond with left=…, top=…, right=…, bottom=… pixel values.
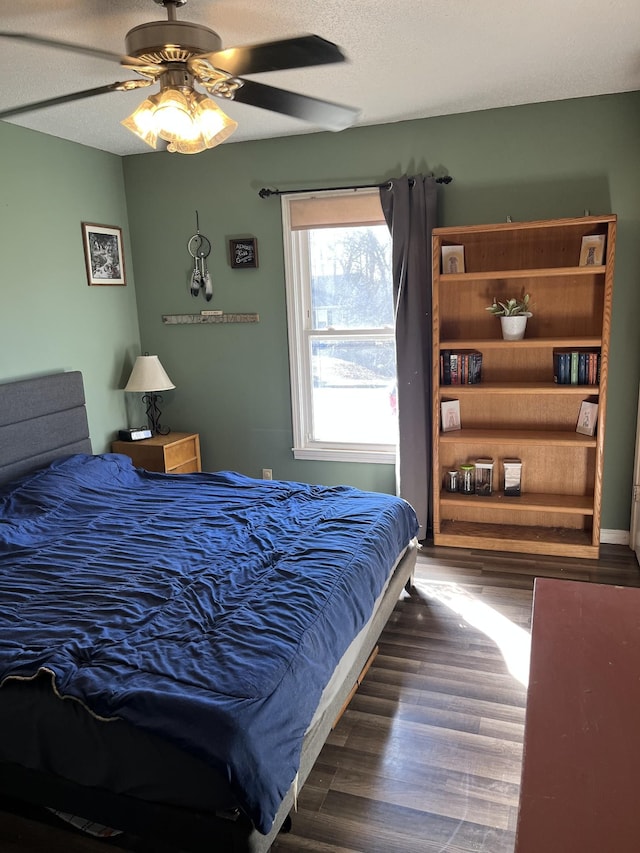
left=380, top=175, right=438, bottom=539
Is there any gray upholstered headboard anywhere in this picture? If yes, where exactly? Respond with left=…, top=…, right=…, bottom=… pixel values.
left=0, top=371, right=92, bottom=487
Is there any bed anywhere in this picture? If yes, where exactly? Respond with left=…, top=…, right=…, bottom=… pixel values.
left=0, top=371, right=419, bottom=852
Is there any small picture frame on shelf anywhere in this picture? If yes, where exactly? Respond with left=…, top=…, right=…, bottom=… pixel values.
left=576, top=400, right=598, bottom=436
left=441, top=245, right=465, bottom=274
left=441, top=399, right=461, bottom=432
left=579, top=234, right=605, bottom=266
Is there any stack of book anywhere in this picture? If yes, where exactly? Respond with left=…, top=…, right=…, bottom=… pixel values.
left=440, top=349, right=483, bottom=385
left=553, top=349, right=600, bottom=385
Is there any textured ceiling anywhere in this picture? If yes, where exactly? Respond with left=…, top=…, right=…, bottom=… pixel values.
left=1, top=0, right=639, bottom=156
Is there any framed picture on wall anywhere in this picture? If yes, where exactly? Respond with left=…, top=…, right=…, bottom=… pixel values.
left=81, top=223, right=126, bottom=286
left=229, top=237, right=259, bottom=269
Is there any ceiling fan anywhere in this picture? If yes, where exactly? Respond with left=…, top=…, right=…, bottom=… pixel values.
left=0, top=0, right=360, bottom=154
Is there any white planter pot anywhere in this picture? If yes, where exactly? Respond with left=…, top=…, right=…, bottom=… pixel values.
left=500, top=313, right=531, bottom=341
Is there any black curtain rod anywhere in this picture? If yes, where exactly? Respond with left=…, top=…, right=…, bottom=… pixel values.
left=258, top=175, right=453, bottom=199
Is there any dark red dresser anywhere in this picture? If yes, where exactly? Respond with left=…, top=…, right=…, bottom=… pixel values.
left=515, top=577, right=640, bottom=853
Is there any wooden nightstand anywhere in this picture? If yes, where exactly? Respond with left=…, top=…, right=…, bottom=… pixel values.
left=111, top=432, right=201, bottom=474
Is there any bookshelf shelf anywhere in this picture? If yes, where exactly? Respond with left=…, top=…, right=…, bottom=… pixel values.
left=440, top=264, right=606, bottom=283
left=440, top=336, right=602, bottom=350
left=440, top=383, right=597, bottom=395
left=440, top=491, right=595, bottom=515
left=435, top=520, right=597, bottom=559
left=432, top=214, right=616, bottom=559
left=439, top=428, right=597, bottom=447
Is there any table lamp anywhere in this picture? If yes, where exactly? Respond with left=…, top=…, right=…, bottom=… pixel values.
left=124, top=355, right=175, bottom=435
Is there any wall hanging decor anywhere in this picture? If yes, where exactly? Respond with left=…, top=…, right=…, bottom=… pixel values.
left=162, top=312, right=259, bottom=325
left=187, top=212, right=213, bottom=301
left=81, top=222, right=126, bottom=286
left=229, top=237, right=258, bottom=269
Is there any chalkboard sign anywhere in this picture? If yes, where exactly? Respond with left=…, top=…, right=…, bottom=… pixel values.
left=229, top=237, right=258, bottom=269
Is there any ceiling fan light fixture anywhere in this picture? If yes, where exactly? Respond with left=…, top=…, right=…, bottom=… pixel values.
left=122, top=87, right=237, bottom=153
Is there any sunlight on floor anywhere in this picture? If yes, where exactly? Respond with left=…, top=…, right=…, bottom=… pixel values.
left=416, top=580, right=531, bottom=687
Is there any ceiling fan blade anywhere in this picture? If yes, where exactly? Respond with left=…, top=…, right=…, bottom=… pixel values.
left=0, top=82, right=140, bottom=120
left=229, top=79, right=359, bottom=131
left=198, top=34, right=346, bottom=77
left=0, top=31, right=161, bottom=72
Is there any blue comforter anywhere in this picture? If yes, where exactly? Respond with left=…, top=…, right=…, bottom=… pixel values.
left=0, top=454, right=418, bottom=833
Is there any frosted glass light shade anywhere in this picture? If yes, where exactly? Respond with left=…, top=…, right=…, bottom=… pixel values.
left=153, top=88, right=195, bottom=143
left=124, top=355, right=175, bottom=393
left=193, top=94, right=238, bottom=147
left=122, top=88, right=237, bottom=154
left=121, top=97, right=160, bottom=149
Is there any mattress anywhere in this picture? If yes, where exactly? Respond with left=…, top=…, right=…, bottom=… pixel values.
left=0, top=453, right=419, bottom=835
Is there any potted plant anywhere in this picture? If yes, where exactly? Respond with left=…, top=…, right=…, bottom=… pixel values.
left=486, top=293, right=532, bottom=340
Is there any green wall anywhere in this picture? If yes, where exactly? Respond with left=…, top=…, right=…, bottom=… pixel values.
left=1, top=91, right=639, bottom=533
left=0, top=122, right=141, bottom=450
left=123, top=91, right=640, bottom=532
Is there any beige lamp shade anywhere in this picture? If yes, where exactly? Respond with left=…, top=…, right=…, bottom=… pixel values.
left=124, top=355, right=175, bottom=392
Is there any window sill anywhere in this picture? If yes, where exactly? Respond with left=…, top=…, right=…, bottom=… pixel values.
left=292, top=447, right=396, bottom=464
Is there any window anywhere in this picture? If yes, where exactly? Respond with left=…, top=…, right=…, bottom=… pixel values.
left=282, top=189, right=397, bottom=463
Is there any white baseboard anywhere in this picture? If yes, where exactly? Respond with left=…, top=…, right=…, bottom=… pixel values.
left=600, top=529, right=630, bottom=546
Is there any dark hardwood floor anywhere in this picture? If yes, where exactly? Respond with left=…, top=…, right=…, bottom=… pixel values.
left=1, top=543, right=638, bottom=853
left=273, top=542, right=640, bottom=853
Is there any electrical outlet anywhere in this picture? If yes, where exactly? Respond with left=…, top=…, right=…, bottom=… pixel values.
left=262, top=468, right=273, bottom=481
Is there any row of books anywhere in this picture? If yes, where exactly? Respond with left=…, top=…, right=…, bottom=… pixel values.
left=553, top=349, right=601, bottom=386
left=439, top=347, right=599, bottom=386
left=440, top=349, right=483, bottom=385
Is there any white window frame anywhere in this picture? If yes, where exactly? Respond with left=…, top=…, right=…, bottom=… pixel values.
left=281, top=189, right=397, bottom=464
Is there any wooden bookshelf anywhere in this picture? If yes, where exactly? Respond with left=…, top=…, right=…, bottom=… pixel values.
left=432, top=215, right=616, bottom=559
